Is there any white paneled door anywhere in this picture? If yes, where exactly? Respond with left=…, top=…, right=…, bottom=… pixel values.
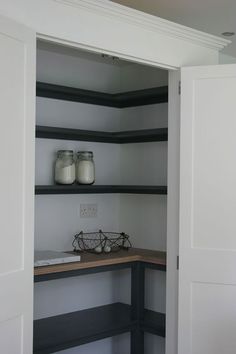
left=0, top=16, right=35, bottom=354
left=178, top=64, right=236, bottom=354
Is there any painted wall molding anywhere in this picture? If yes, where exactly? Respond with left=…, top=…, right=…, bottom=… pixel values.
left=54, top=0, right=229, bottom=51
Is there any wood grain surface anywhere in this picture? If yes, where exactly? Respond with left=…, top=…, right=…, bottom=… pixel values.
left=34, top=248, right=166, bottom=276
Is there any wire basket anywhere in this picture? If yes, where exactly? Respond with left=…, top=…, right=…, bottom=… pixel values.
left=72, top=230, right=132, bottom=254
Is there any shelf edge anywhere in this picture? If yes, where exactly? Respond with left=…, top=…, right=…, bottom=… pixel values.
left=36, top=82, right=168, bottom=108
left=35, top=185, right=168, bottom=195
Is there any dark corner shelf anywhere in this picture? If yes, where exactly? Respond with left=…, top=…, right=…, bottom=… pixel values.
left=36, top=82, right=168, bottom=108
left=36, top=125, right=168, bottom=144
left=142, top=309, right=166, bottom=338
left=35, top=185, right=168, bottom=195
left=33, top=303, right=135, bottom=354
left=117, top=128, right=168, bottom=144
left=33, top=303, right=165, bottom=354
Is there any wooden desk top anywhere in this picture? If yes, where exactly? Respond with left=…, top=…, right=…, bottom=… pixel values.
left=34, top=248, right=166, bottom=276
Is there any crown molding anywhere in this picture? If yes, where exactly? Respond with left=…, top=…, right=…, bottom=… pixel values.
left=54, top=0, right=230, bottom=51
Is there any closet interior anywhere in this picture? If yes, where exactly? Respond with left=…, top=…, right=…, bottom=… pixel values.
left=34, top=40, right=169, bottom=354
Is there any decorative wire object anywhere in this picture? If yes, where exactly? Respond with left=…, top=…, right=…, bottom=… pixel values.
left=72, top=230, right=132, bottom=254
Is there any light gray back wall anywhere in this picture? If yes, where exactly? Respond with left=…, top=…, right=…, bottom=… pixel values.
left=120, top=62, right=168, bottom=91
left=37, top=43, right=121, bottom=93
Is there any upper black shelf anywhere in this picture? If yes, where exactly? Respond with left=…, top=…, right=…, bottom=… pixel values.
left=35, top=185, right=167, bottom=195
left=36, top=125, right=168, bottom=144
left=36, top=82, right=168, bottom=108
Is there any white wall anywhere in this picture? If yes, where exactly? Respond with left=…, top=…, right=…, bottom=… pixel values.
left=219, top=53, right=236, bottom=64
left=35, top=43, right=168, bottom=354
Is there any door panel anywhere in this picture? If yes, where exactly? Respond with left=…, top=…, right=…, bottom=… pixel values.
left=179, top=64, right=236, bottom=354
left=191, top=282, right=236, bottom=354
left=0, top=31, right=25, bottom=275
left=0, top=16, right=35, bottom=354
left=192, top=77, right=236, bottom=250
left=0, top=316, right=23, bottom=353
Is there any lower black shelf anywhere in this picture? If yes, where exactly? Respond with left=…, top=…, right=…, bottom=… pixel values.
left=142, top=309, right=166, bottom=338
left=35, top=185, right=167, bottom=195
left=33, top=303, right=166, bottom=354
left=33, top=303, right=136, bottom=354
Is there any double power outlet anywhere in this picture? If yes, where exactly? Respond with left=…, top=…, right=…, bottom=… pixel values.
left=80, top=204, right=98, bottom=218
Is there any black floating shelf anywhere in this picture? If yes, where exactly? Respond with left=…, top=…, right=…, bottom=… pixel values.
left=33, top=303, right=136, bottom=354
left=33, top=303, right=166, bottom=354
left=117, top=128, right=168, bottom=144
left=141, top=309, right=166, bottom=338
left=36, top=125, right=168, bottom=144
left=36, top=82, right=168, bottom=108
left=35, top=185, right=168, bottom=195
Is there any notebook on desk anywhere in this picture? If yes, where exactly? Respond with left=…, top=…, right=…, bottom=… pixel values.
left=34, top=250, right=81, bottom=267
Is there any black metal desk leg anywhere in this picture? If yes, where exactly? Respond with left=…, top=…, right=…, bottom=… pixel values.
left=131, top=327, right=144, bottom=354
left=131, top=262, right=145, bottom=354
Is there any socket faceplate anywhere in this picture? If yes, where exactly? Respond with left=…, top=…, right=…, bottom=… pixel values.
left=80, top=204, right=98, bottom=218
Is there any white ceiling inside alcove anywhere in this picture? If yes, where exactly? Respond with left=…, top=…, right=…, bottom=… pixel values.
left=112, top=0, right=236, bottom=58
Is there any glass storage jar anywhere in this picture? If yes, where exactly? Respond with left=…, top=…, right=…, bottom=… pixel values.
left=76, top=151, right=95, bottom=184
left=55, top=150, right=75, bottom=184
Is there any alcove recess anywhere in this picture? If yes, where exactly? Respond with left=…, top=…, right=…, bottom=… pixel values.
left=34, top=40, right=168, bottom=354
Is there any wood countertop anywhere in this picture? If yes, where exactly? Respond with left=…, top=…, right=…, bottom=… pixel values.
left=34, top=248, right=166, bottom=276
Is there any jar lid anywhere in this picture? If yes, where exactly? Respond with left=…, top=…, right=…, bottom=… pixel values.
left=77, top=151, right=93, bottom=157
left=57, top=150, right=74, bottom=155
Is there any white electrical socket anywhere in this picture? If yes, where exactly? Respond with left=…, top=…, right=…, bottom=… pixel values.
left=80, top=204, right=98, bottom=218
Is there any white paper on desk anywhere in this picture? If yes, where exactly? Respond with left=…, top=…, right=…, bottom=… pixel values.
left=34, top=250, right=81, bottom=267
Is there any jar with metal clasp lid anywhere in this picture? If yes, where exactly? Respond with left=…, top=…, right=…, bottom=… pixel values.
left=55, top=150, right=76, bottom=184
left=76, top=151, right=95, bottom=185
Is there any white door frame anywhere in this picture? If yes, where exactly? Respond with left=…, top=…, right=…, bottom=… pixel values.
left=0, top=2, right=229, bottom=354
